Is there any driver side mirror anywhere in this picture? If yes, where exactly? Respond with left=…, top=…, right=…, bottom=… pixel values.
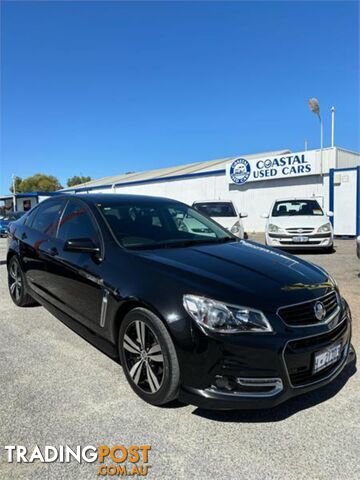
left=64, top=238, right=100, bottom=254
left=239, top=212, right=248, bottom=218
left=326, top=211, right=334, bottom=217
left=261, top=213, right=269, bottom=219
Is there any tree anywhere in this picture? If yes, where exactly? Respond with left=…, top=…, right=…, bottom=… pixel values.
left=67, top=175, right=92, bottom=187
left=9, top=176, right=23, bottom=193
left=10, top=173, right=63, bottom=193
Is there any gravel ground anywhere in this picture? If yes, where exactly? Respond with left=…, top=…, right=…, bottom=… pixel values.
left=0, top=236, right=359, bottom=480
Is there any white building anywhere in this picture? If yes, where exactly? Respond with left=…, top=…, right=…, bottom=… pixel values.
left=62, top=146, right=360, bottom=236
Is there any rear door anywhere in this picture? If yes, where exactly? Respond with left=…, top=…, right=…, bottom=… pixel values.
left=20, top=199, right=67, bottom=300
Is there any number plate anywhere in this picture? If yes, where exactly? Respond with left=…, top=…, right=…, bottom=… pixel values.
left=292, top=236, right=309, bottom=243
left=313, top=342, right=342, bottom=373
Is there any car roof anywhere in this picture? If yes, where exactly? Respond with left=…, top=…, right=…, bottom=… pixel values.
left=272, top=197, right=320, bottom=202
left=49, top=193, right=184, bottom=205
left=193, top=199, right=234, bottom=204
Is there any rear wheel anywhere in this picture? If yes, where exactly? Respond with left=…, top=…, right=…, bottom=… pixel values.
left=8, top=256, right=37, bottom=307
left=118, top=308, right=180, bottom=406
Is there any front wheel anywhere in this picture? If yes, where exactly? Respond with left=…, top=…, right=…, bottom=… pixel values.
left=8, top=256, right=37, bottom=307
left=118, top=308, right=180, bottom=406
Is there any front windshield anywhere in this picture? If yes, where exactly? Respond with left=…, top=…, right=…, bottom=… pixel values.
left=272, top=200, right=324, bottom=217
left=194, top=202, right=236, bottom=217
left=97, top=200, right=235, bottom=249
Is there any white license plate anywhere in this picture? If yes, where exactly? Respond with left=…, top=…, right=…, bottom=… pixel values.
left=313, top=342, right=342, bottom=373
left=292, top=236, right=309, bottom=243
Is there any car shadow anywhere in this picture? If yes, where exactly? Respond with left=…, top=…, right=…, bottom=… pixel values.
left=191, top=358, right=356, bottom=423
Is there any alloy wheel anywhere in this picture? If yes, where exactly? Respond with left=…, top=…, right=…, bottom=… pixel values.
left=123, top=320, right=164, bottom=394
left=9, top=260, right=22, bottom=302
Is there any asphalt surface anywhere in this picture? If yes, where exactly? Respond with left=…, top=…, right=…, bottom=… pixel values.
left=0, top=236, right=359, bottom=480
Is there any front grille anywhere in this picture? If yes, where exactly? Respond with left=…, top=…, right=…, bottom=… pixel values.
left=279, top=240, right=322, bottom=245
left=289, top=318, right=347, bottom=350
left=284, top=319, right=350, bottom=387
left=286, top=227, right=314, bottom=234
left=278, top=291, right=339, bottom=326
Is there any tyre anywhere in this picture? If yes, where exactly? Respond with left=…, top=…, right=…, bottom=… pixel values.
left=8, top=256, right=37, bottom=307
left=118, top=308, right=180, bottom=406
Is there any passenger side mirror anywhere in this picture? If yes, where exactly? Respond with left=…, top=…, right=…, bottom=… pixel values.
left=326, top=211, right=334, bottom=217
left=63, top=238, right=100, bottom=254
left=261, top=213, right=269, bottom=219
left=239, top=212, right=248, bottom=218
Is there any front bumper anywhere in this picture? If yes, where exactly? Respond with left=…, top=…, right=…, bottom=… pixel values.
left=178, top=313, right=353, bottom=410
left=266, top=232, right=333, bottom=248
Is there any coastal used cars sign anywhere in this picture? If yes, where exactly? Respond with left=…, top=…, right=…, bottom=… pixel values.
left=227, top=150, right=317, bottom=185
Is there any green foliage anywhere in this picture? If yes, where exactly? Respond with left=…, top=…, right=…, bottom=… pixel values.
left=67, top=175, right=92, bottom=187
left=10, top=173, right=63, bottom=193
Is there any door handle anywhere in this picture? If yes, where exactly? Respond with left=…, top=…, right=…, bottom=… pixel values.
left=21, top=232, right=27, bottom=240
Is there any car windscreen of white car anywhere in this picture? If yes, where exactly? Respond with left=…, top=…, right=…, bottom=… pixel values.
left=272, top=200, right=324, bottom=217
left=194, top=202, right=236, bottom=217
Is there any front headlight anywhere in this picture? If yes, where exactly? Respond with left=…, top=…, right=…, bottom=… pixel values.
left=183, top=295, right=273, bottom=333
left=318, top=222, right=331, bottom=233
left=268, top=223, right=281, bottom=233
left=230, top=221, right=240, bottom=234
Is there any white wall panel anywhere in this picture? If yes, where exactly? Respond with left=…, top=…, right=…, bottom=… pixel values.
left=108, top=174, right=330, bottom=232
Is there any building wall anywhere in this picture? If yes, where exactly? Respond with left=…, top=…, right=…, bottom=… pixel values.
left=84, top=173, right=329, bottom=232
left=336, top=148, right=360, bottom=169
left=15, top=196, right=38, bottom=211
left=72, top=148, right=347, bottom=232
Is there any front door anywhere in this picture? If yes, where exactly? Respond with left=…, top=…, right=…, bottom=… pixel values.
left=45, top=198, right=105, bottom=330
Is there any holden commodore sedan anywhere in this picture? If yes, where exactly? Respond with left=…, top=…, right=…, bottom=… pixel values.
left=263, top=198, right=334, bottom=251
left=7, top=194, right=353, bottom=409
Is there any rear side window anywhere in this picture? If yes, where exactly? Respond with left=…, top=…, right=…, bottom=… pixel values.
left=57, top=200, right=100, bottom=245
left=25, top=206, right=39, bottom=226
left=31, top=200, right=65, bottom=237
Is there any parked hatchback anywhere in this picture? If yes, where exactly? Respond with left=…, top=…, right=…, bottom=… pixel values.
left=7, top=194, right=353, bottom=409
left=0, top=211, right=26, bottom=237
left=192, top=200, right=247, bottom=239
left=263, top=198, right=334, bottom=251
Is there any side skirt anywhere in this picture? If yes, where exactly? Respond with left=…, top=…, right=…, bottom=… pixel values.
left=29, top=289, right=119, bottom=361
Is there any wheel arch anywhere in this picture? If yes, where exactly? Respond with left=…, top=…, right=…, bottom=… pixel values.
left=110, top=298, right=169, bottom=346
left=7, top=248, right=18, bottom=266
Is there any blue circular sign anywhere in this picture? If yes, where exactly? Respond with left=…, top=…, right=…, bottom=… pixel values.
left=229, top=158, right=251, bottom=185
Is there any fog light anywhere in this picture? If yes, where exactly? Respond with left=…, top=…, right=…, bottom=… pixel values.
left=214, top=375, right=234, bottom=391
left=208, top=376, right=283, bottom=398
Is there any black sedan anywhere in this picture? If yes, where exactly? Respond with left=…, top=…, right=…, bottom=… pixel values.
left=6, top=194, right=354, bottom=409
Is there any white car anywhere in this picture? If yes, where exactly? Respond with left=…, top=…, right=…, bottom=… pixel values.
left=262, top=198, right=334, bottom=251
left=192, top=200, right=247, bottom=239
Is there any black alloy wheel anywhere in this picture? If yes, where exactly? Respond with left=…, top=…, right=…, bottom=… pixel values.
left=8, top=256, right=36, bottom=307
left=119, top=308, right=180, bottom=406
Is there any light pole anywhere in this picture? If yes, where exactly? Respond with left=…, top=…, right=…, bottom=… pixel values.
left=12, top=174, right=17, bottom=212
left=308, top=98, right=323, bottom=149
left=331, top=106, right=335, bottom=147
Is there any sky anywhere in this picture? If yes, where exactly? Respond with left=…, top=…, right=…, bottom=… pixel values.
left=1, top=0, right=359, bottom=194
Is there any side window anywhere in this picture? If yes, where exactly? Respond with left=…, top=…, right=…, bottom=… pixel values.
left=25, top=206, right=40, bottom=226
left=57, top=200, right=100, bottom=245
left=31, top=200, right=65, bottom=237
